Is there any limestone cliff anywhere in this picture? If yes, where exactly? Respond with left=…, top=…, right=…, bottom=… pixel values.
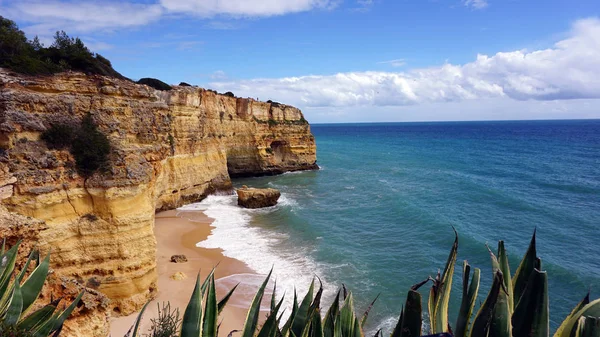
left=0, top=69, right=317, bottom=335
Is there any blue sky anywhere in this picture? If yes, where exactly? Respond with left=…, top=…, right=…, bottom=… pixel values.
left=2, top=0, right=600, bottom=122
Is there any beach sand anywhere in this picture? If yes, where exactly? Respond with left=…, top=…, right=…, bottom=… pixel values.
left=110, top=210, right=265, bottom=337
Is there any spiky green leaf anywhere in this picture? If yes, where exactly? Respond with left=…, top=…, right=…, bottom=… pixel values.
left=241, top=269, right=273, bottom=337
left=131, top=301, right=150, bottom=337
left=553, top=292, right=590, bottom=337
left=292, top=279, right=315, bottom=337
left=5, top=281, right=24, bottom=326
left=512, top=229, right=537, bottom=306
left=455, top=262, right=480, bottom=337
left=181, top=274, right=203, bottom=337
left=202, top=276, right=218, bottom=337
left=470, top=270, right=503, bottom=337
left=21, top=252, right=50, bottom=313
left=512, top=269, right=549, bottom=337
left=434, top=229, right=458, bottom=333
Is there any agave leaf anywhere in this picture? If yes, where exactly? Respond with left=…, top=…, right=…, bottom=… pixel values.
left=292, top=279, right=316, bottom=337
left=323, top=290, right=341, bottom=337
left=553, top=292, right=590, bottom=337
left=340, top=293, right=356, bottom=337
left=21, top=251, right=50, bottom=313
left=352, top=312, right=364, bottom=337
left=512, top=269, right=549, bottom=337
left=241, top=269, right=273, bottom=337
left=258, top=291, right=286, bottom=337
left=333, top=311, right=343, bottom=337
left=455, top=262, right=480, bottom=337
left=390, top=307, right=404, bottom=337
left=0, top=241, right=21, bottom=302
left=130, top=301, right=150, bottom=337
left=497, top=241, right=513, bottom=313
left=512, top=229, right=537, bottom=306
left=18, top=301, right=58, bottom=331
left=470, top=270, right=503, bottom=337
left=360, top=293, right=380, bottom=327
left=181, top=274, right=204, bottom=337
left=52, top=291, right=84, bottom=333
left=271, top=281, right=277, bottom=313
left=312, top=308, right=325, bottom=337
left=434, top=229, right=458, bottom=333
left=201, top=266, right=218, bottom=294
left=555, top=299, right=600, bottom=337
left=16, top=249, right=36, bottom=284
left=487, top=249, right=512, bottom=337
left=5, top=281, right=24, bottom=326
left=32, top=311, right=60, bottom=337
left=401, top=289, right=423, bottom=337
left=218, top=283, right=239, bottom=315
left=310, top=278, right=324, bottom=315
left=428, top=279, right=437, bottom=333
left=203, top=276, right=218, bottom=337
left=576, top=316, right=600, bottom=337
left=282, top=290, right=299, bottom=337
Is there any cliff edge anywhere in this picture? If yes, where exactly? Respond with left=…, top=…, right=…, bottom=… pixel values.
left=0, top=69, right=317, bottom=335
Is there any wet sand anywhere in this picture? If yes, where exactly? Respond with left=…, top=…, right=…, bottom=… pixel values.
left=110, top=210, right=263, bottom=337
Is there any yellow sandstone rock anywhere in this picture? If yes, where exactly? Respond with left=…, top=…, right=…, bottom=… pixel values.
left=0, top=69, right=317, bottom=336
left=171, top=272, right=187, bottom=281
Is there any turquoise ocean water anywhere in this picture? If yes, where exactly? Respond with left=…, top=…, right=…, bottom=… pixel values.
left=180, top=120, right=600, bottom=334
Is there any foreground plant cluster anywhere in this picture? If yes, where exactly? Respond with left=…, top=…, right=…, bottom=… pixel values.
left=127, top=230, right=599, bottom=337
left=0, top=240, right=82, bottom=337
left=1, top=231, right=598, bottom=337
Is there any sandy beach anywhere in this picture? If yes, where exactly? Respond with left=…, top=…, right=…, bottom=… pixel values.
left=110, top=209, right=264, bottom=337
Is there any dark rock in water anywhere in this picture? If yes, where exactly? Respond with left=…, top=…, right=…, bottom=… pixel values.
left=237, top=187, right=281, bottom=209
left=170, top=254, right=188, bottom=263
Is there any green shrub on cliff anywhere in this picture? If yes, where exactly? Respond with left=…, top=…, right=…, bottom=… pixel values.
left=40, top=123, right=75, bottom=149
left=129, top=231, right=600, bottom=337
left=0, top=16, right=125, bottom=78
left=41, top=114, right=111, bottom=177
left=71, top=114, right=111, bottom=177
left=0, top=239, right=83, bottom=336
left=137, top=78, right=172, bottom=91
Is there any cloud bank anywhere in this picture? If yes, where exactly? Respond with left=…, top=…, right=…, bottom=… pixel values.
left=209, top=18, right=600, bottom=110
left=1, top=0, right=339, bottom=35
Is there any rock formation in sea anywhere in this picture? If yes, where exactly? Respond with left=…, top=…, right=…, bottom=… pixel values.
left=0, top=69, right=317, bottom=336
left=236, top=187, right=282, bottom=208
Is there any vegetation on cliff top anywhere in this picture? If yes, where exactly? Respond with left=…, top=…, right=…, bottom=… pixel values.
left=0, top=16, right=125, bottom=78
left=128, top=230, right=600, bottom=337
left=137, top=78, right=173, bottom=91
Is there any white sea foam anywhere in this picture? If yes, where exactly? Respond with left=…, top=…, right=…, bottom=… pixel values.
left=179, top=193, right=336, bottom=313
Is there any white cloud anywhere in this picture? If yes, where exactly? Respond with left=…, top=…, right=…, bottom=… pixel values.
left=209, top=18, right=600, bottom=110
left=160, top=0, right=337, bottom=17
left=6, top=1, right=163, bottom=32
left=2, top=0, right=337, bottom=37
left=210, top=71, right=228, bottom=80
left=463, top=0, right=488, bottom=10
left=378, top=59, right=407, bottom=67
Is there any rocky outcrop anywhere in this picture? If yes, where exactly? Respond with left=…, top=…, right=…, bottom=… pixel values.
left=170, top=254, right=188, bottom=263
left=0, top=205, right=111, bottom=337
left=0, top=69, right=317, bottom=334
left=237, top=187, right=281, bottom=208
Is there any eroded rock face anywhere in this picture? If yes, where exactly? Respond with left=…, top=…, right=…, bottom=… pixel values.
left=0, top=69, right=317, bottom=335
left=237, top=187, right=281, bottom=208
left=0, top=205, right=111, bottom=337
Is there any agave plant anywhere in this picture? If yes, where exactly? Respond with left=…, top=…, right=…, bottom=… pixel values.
left=132, top=230, right=600, bottom=337
left=393, top=229, right=600, bottom=337
left=0, top=239, right=83, bottom=337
